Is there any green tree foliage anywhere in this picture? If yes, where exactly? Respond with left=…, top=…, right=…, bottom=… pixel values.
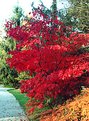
left=0, top=38, right=19, bottom=87
left=11, top=6, right=24, bottom=26
left=58, top=9, right=76, bottom=26
left=67, top=0, right=89, bottom=32
left=0, top=37, right=30, bottom=87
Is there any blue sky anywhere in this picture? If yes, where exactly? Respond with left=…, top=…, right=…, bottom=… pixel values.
left=0, top=0, right=69, bottom=29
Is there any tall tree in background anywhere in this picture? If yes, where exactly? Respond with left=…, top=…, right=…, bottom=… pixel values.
left=67, top=0, right=89, bottom=32
left=52, top=0, right=57, bottom=19
left=11, top=6, right=24, bottom=26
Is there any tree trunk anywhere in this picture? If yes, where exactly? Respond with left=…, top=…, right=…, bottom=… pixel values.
left=52, top=0, right=57, bottom=19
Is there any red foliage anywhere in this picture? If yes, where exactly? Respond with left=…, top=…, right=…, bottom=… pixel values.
left=6, top=7, right=89, bottom=110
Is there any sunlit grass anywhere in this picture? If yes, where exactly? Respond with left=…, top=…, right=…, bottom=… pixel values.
left=8, top=89, right=29, bottom=110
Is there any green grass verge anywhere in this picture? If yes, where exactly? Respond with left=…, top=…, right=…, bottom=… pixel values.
left=8, top=89, right=29, bottom=110
left=4, top=84, right=14, bottom=88
left=8, top=89, right=50, bottom=121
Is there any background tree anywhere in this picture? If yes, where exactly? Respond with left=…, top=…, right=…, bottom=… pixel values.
left=67, top=0, right=89, bottom=32
left=58, top=8, right=77, bottom=29
left=11, top=6, right=24, bottom=26
left=51, top=0, right=57, bottom=19
left=0, top=38, right=19, bottom=87
left=0, top=36, right=30, bottom=87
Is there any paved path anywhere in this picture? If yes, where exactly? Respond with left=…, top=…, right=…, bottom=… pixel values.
left=0, top=85, right=29, bottom=121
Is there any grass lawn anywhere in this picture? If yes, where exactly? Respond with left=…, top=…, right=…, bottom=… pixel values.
left=8, top=89, right=29, bottom=111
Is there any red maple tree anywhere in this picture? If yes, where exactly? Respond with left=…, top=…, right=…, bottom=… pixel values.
left=6, top=7, right=89, bottom=112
